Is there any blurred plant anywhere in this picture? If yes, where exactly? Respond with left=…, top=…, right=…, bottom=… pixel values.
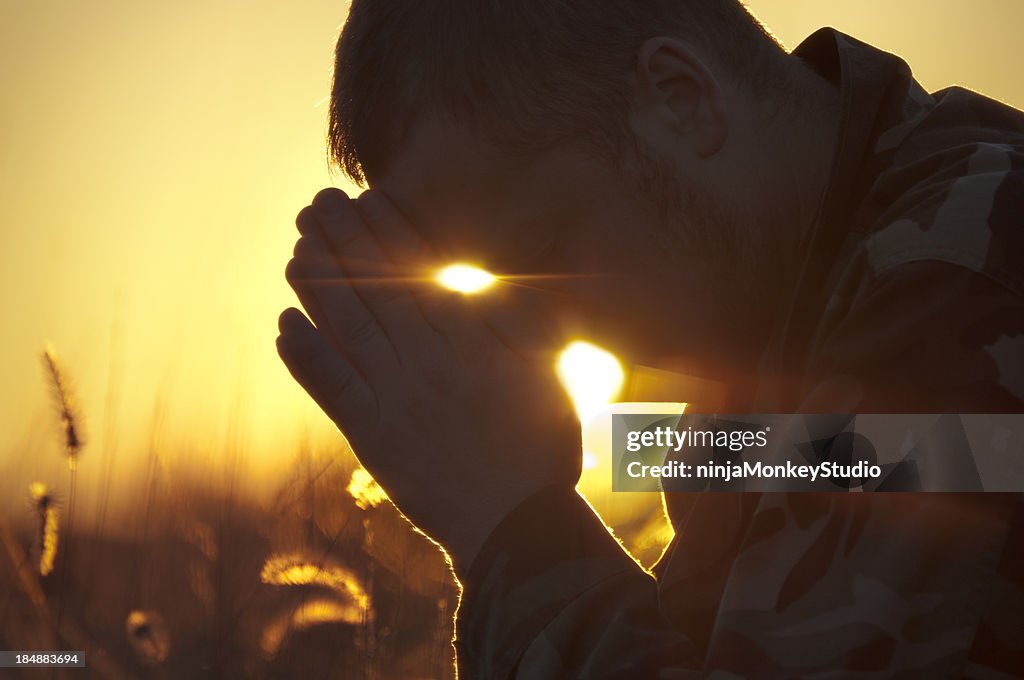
left=125, top=609, right=171, bottom=665
left=260, top=550, right=374, bottom=661
left=347, top=467, right=388, bottom=510
left=41, top=345, right=87, bottom=632
left=29, top=482, right=59, bottom=576
left=41, top=347, right=84, bottom=469
left=261, top=551, right=372, bottom=615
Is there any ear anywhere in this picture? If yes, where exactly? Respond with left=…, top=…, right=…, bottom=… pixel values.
left=630, top=37, right=729, bottom=159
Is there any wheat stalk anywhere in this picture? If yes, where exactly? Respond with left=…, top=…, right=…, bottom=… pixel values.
left=40, top=346, right=86, bottom=637
left=41, top=347, right=83, bottom=468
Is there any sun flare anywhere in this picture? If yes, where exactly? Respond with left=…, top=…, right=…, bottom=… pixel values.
left=557, top=341, right=625, bottom=422
left=436, top=263, right=497, bottom=294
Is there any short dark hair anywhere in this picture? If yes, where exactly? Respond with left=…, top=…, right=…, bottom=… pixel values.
left=329, top=0, right=783, bottom=185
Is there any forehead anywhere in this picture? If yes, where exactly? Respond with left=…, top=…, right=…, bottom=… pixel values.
left=372, top=119, right=603, bottom=266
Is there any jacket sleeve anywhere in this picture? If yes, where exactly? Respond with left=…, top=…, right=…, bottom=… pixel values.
left=453, top=485, right=707, bottom=679
left=800, top=260, right=1024, bottom=676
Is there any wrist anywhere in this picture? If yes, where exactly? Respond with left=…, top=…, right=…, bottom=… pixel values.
left=444, top=482, right=580, bottom=579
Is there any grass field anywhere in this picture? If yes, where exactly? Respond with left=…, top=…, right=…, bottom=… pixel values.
left=1, top=447, right=459, bottom=679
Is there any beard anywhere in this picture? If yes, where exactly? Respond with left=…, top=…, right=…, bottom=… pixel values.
left=626, top=139, right=739, bottom=261
left=611, top=137, right=789, bottom=373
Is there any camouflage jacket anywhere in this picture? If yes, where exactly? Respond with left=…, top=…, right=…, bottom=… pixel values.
left=454, top=29, right=1024, bottom=679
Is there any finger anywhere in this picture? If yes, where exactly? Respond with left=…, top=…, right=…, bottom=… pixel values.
left=277, top=307, right=380, bottom=436
left=311, top=188, right=434, bottom=347
left=290, top=218, right=356, bottom=334
left=295, top=202, right=333, bottom=237
left=353, top=191, right=494, bottom=345
left=288, top=232, right=398, bottom=378
left=471, top=285, right=565, bottom=360
left=413, top=285, right=496, bottom=352
left=287, top=235, right=329, bottom=331
left=354, top=189, right=437, bottom=267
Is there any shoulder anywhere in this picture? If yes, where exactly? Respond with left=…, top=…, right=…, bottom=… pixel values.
left=808, top=259, right=1024, bottom=411
left=815, top=90, right=1024, bottom=380
left=858, top=88, right=1024, bottom=296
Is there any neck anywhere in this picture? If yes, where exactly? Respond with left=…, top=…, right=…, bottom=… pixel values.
left=659, top=61, right=842, bottom=386
left=759, top=59, right=842, bottom=266
left=637, top=61, right=843, bottom=389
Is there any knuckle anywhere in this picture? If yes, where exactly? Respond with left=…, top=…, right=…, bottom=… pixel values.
left=324, top=362, right=358, bottom=396
left=340, top=315, right=379, bottom=348
left=369, top=285, right=405, bottom=307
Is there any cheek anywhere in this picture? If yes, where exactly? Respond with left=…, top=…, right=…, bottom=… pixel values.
left=553, top=237, right=655, bottom=326
left=553, top=227, right=709, bottom=334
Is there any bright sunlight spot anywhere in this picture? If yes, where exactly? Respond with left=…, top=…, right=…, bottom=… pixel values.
left=558, top=341, right=625, bottom=422
left=436, top=263, right=497, bottom=294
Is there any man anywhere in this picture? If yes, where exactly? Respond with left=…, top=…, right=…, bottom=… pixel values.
left=277, top=1, right=1024, bottom=677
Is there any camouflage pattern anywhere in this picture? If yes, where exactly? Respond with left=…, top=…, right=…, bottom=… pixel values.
left=455, top=29, right=1024, bottom=679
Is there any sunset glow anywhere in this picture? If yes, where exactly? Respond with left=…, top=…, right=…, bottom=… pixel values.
left=2, top=4, right=1020, bottom=675
left=2, top=0, right=1022, bottom=523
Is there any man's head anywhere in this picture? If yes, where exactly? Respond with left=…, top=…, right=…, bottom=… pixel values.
left=327, top=0, right=839, bottom=377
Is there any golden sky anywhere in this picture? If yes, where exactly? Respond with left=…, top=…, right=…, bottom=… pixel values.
left=2, top=1, right=1023, bottom=518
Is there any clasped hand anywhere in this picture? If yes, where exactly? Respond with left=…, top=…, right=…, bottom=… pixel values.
left=277, top=188, right=582, bottom=573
